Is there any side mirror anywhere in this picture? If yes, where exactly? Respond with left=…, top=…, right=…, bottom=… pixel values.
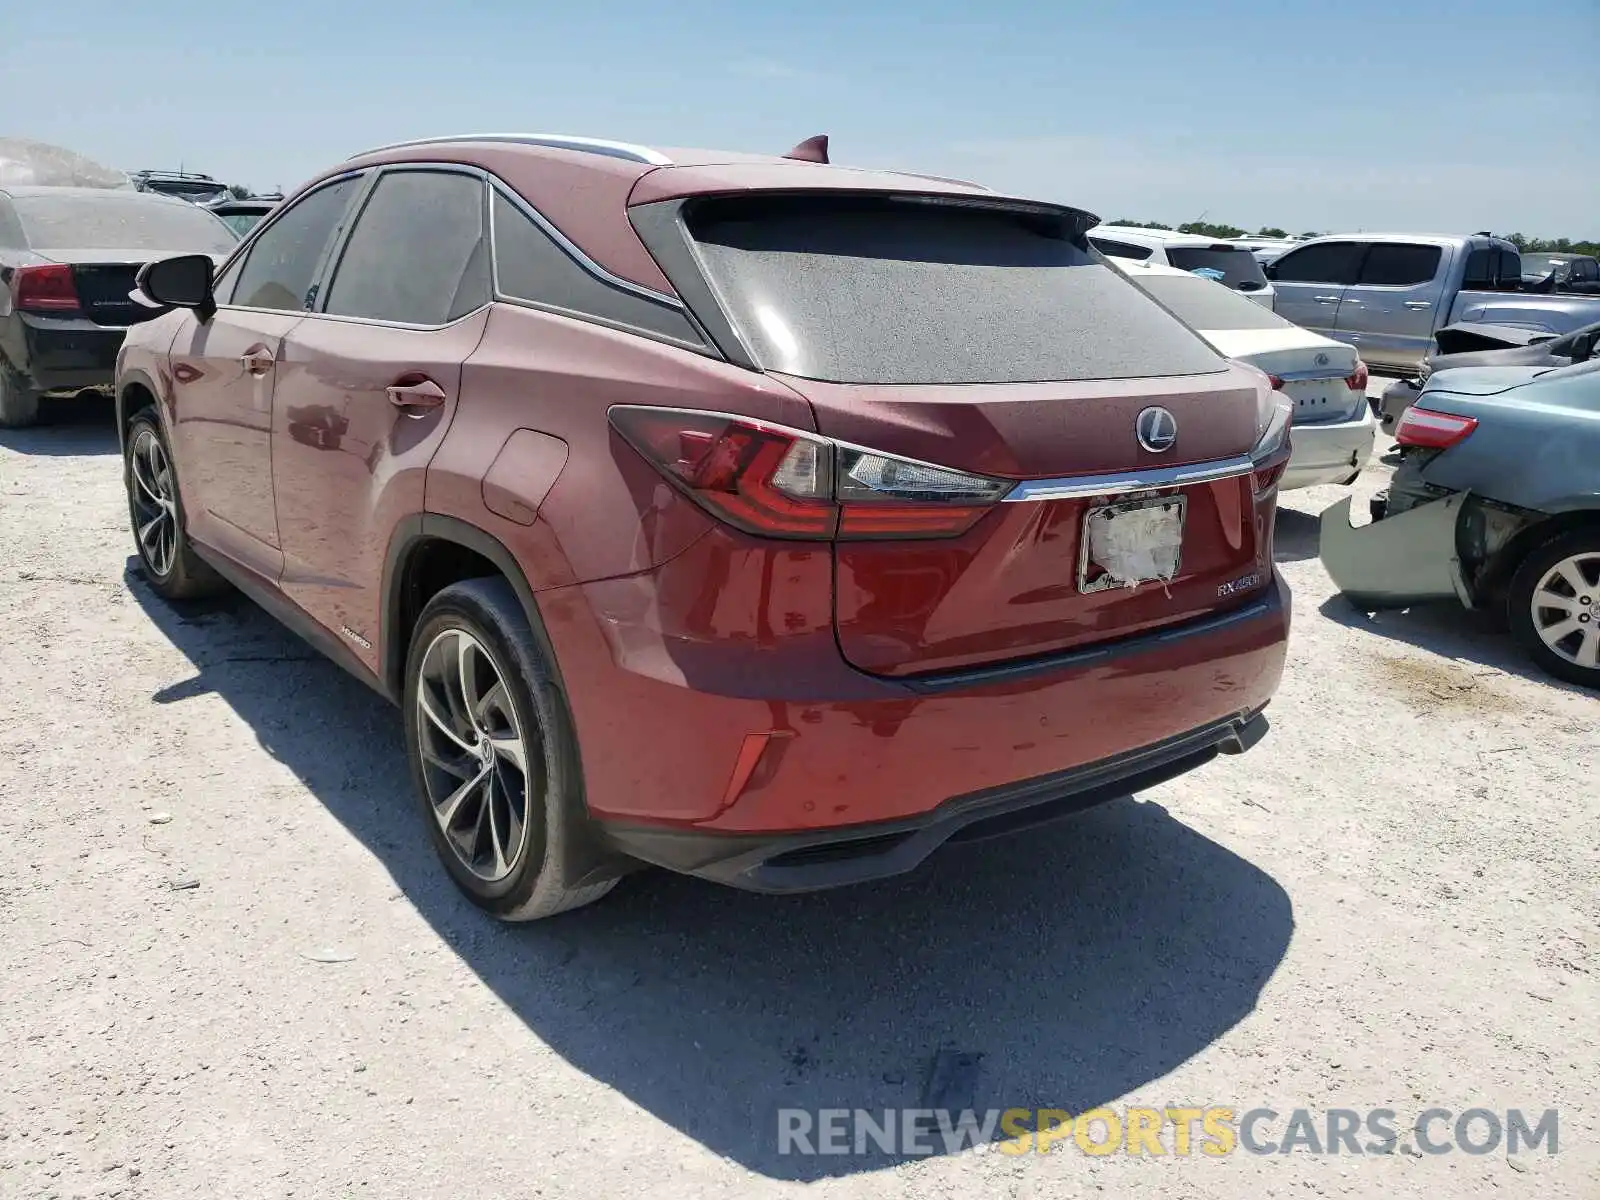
left=1263, top=263, right=1279, bottom=280
left=135, top=254, right=216, bottom=323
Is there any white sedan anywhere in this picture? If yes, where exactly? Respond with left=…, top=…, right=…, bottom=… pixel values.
left=1114, top=259, right=1378, bottom=490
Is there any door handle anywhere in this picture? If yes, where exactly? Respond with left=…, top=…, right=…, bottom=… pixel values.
left=1404, top=301, right=1432, bottom=309
left=1314, top=295, right=1340, bottom=304
left=386, top=378, right=447, bottom=417
left=239, top=347, right=275, bottom=376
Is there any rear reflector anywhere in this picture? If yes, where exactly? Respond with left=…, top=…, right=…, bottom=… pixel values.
left=609, top=406, right=1010, bottom=540
left=1395, top=406, right=1477, bottom=449
left=14, top=264, right=81, bottom=314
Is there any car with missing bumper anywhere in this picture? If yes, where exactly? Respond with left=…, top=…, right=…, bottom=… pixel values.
left=115, top=131, right=1291, bottom=919
left=1321, top=359, right=1600, bottom=688
left=1114, top=258, right=1375, bottom=489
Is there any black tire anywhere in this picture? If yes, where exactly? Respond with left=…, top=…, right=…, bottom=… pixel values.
left=123, top=409, right=228, bottom=599
left=1507, top=528, right=1600, bottom=690
left=403, top=577, right=616, bottom=920
left=0, top=362, right=41, bottom=429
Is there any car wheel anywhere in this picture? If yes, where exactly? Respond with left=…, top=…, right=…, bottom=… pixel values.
left=1508, top=530, right=1600, bottom=689
left=124, top=409, right=227, bottom=599
left=0, top=363, right=41, bottom=429
left=403, top=577, right=617, bottom=920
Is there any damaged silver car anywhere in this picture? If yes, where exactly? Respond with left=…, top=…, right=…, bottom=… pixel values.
left=1321, top=359, right=1600, bottom=689
left=1377, top=320, right=1600, bottom=433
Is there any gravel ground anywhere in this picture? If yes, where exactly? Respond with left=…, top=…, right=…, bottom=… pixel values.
left=1, top=385, right=1595, bottom=1200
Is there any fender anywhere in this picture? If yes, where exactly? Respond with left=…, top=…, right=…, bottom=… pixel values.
left=379, top=514, right=558, bottom=700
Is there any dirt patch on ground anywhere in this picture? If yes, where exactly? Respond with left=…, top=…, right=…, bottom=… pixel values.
left=1364, top=653, right=1522, bottom=716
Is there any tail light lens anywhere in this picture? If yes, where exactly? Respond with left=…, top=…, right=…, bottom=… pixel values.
left=1345, top=360, right=1369, bottom=393
left=13, top=264, right=81, bottom=314
left=609, top=406, right=1011, bottom=540
left=1395, top=406, right=1477, bottom=449
left=1266, top=374, right=1286, bottom=391
left=1249, top=397, right=1293, bottom=495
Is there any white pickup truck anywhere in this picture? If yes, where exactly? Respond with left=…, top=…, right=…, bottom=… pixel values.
left=1264, top=233, right=1600, bottom=371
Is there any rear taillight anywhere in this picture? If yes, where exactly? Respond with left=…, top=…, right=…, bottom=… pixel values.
left=1395, top=406, right=1477, bottom=449
left=1345, top=360, right=1369, bottom=393
left=1266, top=374, right=1285, bottom=391
left=1249, top=397, right=1293, bottom=495
left=13, top=264, right=81, bottom=314
left=609, top=406, right=1011, bottom=540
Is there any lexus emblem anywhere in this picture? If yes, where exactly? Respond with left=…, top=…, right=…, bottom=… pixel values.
left=1314, top=352, right=1330, bottom=366
left=1135, top=406, right=1179, bottom=453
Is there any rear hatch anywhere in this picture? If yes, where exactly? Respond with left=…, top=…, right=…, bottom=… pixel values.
left=649, top=191, right=1283, bottom=678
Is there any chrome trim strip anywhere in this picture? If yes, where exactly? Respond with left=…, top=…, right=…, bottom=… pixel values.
left=1273, top=367, right=1355, bottom=383
left=1002, top=455, right=1255, bottom=502
left=349, top=133, right=672, bottom=166
left=488, top=183, right=684, bottom=308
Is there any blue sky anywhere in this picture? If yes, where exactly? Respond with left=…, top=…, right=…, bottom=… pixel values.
left=4, top=0, right=1596, bottom=237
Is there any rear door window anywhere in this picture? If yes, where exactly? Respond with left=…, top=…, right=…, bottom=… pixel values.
left=683, top=194, right=1223, bottom=385
left=323, top=170, right=489, bottom=325
left=1088, top=236, right=1154, bottom=261
left=1163, top=246, right=1271, bottom=291
left=1356, top=243, right=1442, bottom=286
left=1495, top=249, right=1525, bottom=290
left=1269, top=241, right=1366, bottom=284
left=230, top=176, right=363, bottom=312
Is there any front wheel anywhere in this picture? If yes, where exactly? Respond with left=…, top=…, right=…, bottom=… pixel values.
left=1508, top=530, right=1600, bottom=689
left=403, top=577, right=617, bottom=920
left=124, top=410, right=227, bottom=599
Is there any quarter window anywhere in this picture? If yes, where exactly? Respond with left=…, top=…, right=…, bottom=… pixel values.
left=1269, top=241, right=1366, bottom=285
left=1356, top=243, right=1441, bottom=287
left=230, top=176, right=362, bottom=312
left=492, top=190, right=702, bottom=346
left=323, top=171, right=490, bottom=325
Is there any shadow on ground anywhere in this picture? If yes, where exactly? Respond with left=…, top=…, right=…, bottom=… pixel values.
left=128, top=563, right=1294, bottom=1180
left=0, top=393, right=119, bottom=456
left=1318, top=593, right=1589, bottom=696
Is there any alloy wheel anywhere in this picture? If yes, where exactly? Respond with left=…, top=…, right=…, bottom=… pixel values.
left=1528, top=551, right=1600, bottom=670
left=415, top=628, right=536, bottom=882
left=129, top=428, right=178, bottom=577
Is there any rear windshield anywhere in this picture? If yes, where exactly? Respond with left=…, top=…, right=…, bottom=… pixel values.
left=1132, top=273, right=1295, bottom=332
left=1163, top=246, right=1271, bottom=290
left=684, top=195, right=1225, bottom=385
left=12, top=193, right=238, bottom=254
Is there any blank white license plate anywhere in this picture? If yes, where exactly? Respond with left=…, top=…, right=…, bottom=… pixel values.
left=1077, top=494, right=1187, bottom=593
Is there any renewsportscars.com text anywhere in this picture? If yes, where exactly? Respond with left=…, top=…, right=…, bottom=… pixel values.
left=777, top=1106, right=1560, bottom=1158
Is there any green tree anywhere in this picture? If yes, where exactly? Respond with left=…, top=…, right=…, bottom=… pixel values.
left=1256, top=227, right=1288, bottom=238
left=1177, top=220, right=1246, bottom=239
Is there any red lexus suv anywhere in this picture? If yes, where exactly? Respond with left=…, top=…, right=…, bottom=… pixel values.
left=116, top=133, right=1291, bottom=919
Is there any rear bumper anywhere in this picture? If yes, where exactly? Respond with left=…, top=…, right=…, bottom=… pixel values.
left=606, top=709, right=1269, bottom=892
left=540, top=536, right=1290, bottom=883
left=1281, top=403, right=1377, bottom=490
left=1318, top=492, right=1470, bottom=608
left=14, top=314, right=125, bottom=393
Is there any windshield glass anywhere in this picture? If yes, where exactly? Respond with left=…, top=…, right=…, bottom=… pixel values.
left=1163, top=246, right=1271, bottom=290
left=13, top=193, right=238, bottom=254
left=1132, top=272, right=1296, bottom=331
left=686, top=194, right=1224, bottom=385
left=218, top=210, right=266, bottom=236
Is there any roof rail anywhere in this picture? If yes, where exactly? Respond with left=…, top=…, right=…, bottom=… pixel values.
left=347, top=133, right=672, bottom=166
